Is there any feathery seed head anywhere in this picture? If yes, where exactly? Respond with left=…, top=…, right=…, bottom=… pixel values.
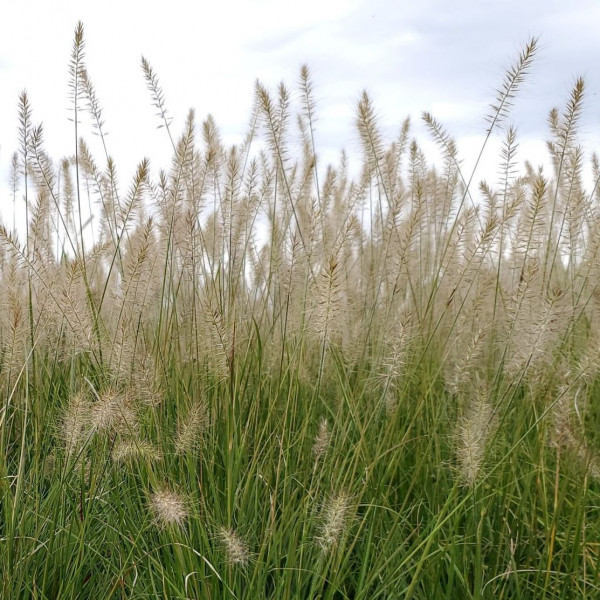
left=217, top=527, right=251, bottom=566
left=175, top=399, right=210, bottom=455
left=312, top=418, right=331, bottom=462
left=112, top=439, right=162, bottom=464
left=134, top=358, right=165, bottom=408
left=90, top=389, right=138, bottom=435
left=550, top=384, right=577, bottom=450
left=454, top=390, right=497, bottom=487
left=315, top=492, right=351, bottom=553
left=60, top=391, right=92, bottom=457
left=149, top=487, right=188, bottom=528
left=447, top=326, right=487, bottom=396
left=314, top=255, right=344, bottom=344
left=204, top=299, right=232, bottom=376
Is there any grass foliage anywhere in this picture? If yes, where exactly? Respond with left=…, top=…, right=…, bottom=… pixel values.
left=2, top=24, right=600, bottom=599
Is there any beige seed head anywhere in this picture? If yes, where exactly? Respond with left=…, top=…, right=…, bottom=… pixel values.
left=60, top=391, right=92, bottom=457
left=312, top=418, right=330, bottom=462
left=455, top=391, right=497, bottom=487
left=217, top=527, right=251, bottom=566
left=175, top=400, right=210, bottom=455
left=550, top=387, right=576, bottom=450
left=134, top=355, right=164, bottom=407
left=314, top=255, right=344, bottom=345
left=112, top=439, right=162, bottom=464
left=149, top=488, right=188, bottom=528
left=315, top=493, right=351, bottom=553
left=90, top=389, right=138, bottom=435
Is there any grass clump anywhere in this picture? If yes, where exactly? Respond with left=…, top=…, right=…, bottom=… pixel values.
left=1, top=23, right=600, bottom=599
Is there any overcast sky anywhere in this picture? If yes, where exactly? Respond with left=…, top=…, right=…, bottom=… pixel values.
left=1, top=0, right=600, bottom=226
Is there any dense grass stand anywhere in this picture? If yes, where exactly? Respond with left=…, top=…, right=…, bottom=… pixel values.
left=1, top=25, right=599, bottom=599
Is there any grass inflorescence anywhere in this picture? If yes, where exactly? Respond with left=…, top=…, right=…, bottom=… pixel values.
left=1, top=24, right=600, bottom=599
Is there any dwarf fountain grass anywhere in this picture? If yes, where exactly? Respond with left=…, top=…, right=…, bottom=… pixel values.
left=2, top=22, right=600, bottom=599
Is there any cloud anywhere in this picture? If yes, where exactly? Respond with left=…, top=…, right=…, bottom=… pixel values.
left=1, top=0, right=599, bottom=219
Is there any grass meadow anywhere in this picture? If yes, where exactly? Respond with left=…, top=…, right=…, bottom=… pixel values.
left=2, top=24, right=600, bottom=599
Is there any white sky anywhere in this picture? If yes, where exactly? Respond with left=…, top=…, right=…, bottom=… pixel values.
left=1, top=0, right=600, bottom=229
